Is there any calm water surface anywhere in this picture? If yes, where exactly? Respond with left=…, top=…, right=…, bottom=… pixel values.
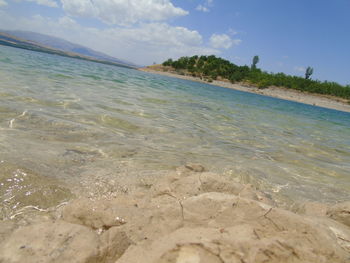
left=1, top=45, right=349, bottom=219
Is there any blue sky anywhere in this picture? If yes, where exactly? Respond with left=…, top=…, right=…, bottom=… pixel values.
left=0, top=0, right=349, bottom=85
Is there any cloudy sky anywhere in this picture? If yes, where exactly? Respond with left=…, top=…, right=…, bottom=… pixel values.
left=0, top=0, right=349, bottom=84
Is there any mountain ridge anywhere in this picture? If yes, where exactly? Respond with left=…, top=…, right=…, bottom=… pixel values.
left=0, top=30, right=138, bottom=68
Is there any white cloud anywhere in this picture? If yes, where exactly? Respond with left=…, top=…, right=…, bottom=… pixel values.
left=97, top=23, right=219, bottom=64
left=196, top=0, right=213, bottom=12
left=0, top=0, right=7, bottom=7
left=0, top=12, right=218, bottom=65
left=209, top=33, right=241, bottom=49
left=228, top=28, right=238, bottom=36
left=196, top=4, right=209, bottom=12
left=294, top=66, right=305, bottom=72
left=19, top=0, right=58, bottom=8
left=60, top=0, right=188, bottom=25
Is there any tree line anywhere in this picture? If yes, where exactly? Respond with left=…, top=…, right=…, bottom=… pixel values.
left=162, top=55, right=350, bottom=100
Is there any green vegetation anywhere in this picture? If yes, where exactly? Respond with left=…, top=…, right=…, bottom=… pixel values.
left=162, top=55, right=350, bottom=99
left=305, top=66, right=314, bottom=80
left=251, top=55, right=259, bottom=70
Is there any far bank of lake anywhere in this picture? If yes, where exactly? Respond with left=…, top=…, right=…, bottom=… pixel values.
left=139, top=66, right=350, bottom=113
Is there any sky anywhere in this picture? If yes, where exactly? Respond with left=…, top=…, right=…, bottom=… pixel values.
left=0, top=0, right=349, bottom=85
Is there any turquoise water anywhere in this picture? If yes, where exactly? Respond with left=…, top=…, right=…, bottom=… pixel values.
left=0, top=45, right=349, bottom=217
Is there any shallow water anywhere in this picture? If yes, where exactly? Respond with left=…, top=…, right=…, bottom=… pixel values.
left=0, top=45, right=349, bottom=218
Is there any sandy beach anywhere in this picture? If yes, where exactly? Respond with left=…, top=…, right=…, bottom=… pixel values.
left=139, top=67, right=350, bottom=113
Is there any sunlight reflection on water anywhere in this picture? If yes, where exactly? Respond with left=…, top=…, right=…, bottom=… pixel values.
left=0, top=45, right=349, bottom=218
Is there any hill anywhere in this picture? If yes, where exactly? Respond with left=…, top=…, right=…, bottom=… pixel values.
left=0, top=30, right=136, bottom=69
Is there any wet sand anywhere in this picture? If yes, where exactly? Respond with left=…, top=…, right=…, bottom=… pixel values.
left=139, top=67, right=350, bottom=113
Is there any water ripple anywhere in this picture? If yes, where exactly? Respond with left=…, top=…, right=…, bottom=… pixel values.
left=0, top=45, right=350, bottom=209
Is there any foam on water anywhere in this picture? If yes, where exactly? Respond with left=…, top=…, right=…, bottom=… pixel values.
left=0, top=45, right=349, bottom=217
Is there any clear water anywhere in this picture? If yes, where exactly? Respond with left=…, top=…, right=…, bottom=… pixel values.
left=1, top=45, right=349, bottom=218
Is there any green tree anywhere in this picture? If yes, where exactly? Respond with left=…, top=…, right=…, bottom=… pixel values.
left=251, top=55, right=259, bottom=69
left=159, top=56, right=350, bottom=99
left=305, top=66, right=313, bottom=80
left=162, top=58, right=173, bottom=66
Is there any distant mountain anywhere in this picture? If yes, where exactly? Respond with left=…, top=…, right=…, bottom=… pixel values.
left=0, top=30, right=138, bottom=68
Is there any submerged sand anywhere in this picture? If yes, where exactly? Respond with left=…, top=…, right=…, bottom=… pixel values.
left=139, top=67, right=350, bottom=113
left=1, top=164, right=350, bottom=262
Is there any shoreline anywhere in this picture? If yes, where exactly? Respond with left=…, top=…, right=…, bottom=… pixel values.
left=139, top=67, right=350, bottom=113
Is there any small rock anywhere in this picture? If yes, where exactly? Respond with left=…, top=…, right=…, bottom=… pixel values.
left=117, top=224, right=349, bottom=263
left=185, top=163, right=206, bottom=173
left=294, top=202, right=329, bottom=217
left=0, top=220, right=16, bottom=246
left=0, top=221, right=100, bottom=263
left=238, top=184, right=275, bottom=206
left=199, top=172, right=244, bottom=194
left=99, top=228, right=132, bottom=262
left=158, top=244, right=222, bottom=263
left=327, top=201, right=350, bottom=227
left=62, top=198, right=125, bottom=230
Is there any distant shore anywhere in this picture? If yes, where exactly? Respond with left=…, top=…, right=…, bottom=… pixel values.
left=139, top=66, right=350, bottom=113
